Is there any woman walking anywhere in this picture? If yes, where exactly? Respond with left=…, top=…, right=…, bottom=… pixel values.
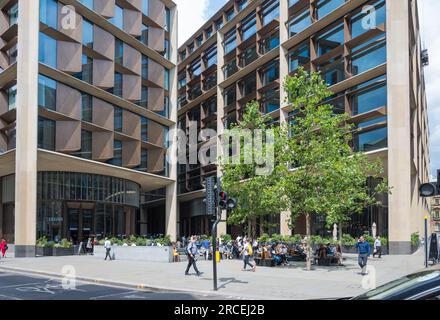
left=0, top=239, right=8, bottom=258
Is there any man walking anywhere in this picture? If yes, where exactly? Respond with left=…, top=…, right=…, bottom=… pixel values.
left=356, top=236, right=371, bottom=275
left=373, top=236, right=382, bottom=259
left=104, top=238, right=112, bottom=261
left=185, top=236, right=202, bottom=276
left=241, top=240, right=256, bottom=272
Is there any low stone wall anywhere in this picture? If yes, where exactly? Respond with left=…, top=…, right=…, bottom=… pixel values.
left=93, top=245, right=173, bottom=263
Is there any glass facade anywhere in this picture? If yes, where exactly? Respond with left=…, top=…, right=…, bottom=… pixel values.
left=39, top=33, right=57, bottom=68
left=36, top=172, right=140, bottom=242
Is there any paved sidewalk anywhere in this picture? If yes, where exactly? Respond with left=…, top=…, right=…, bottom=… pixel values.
left=0, top=250, right=426, bottom=300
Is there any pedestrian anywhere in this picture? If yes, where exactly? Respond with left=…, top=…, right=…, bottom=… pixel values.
left=86, top=238, right=93, bottom=255
left=185, top=236, right=202, bottom=276
left=241, top=240, right=256, bottom=272
left=356, top=236, right=371, bottom=275
left=202, top=238, right=210, bottom=260
left=373, top=236, right=382, bottom=259
left=104, top=237, right=112, bottom=261
left=0, top=239, right=8, bottom=258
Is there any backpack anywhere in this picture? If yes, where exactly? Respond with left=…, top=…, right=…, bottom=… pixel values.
left=247, top=244, right=253, bottom=255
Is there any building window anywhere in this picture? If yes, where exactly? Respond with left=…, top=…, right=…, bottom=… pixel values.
left=164, top=68, right=170, bottom=91
left=108, top=140, right=122, bottom=166
left=350, top=78, right=387, bottom=115
left=316, top=0, right=345, bottom=20
left=141, top=55, right=148, bottom=80
left=215, top=18, right=224, bottom=30
left=136, top=149, right=148, bottom=172
left=206, top=27, right=213, bottom=39
left=40, top=0, right=58, bottom=29
left=237, top=0, right=248, bottom=11
left=353, top=126, right=387, bottom=152
left=115, top=39, right=124, bottom=65
left=224, top=85, right=236, bottom=108
left=113, top=72, right=123, bottom=97
left=140, top=24, right=149, bottom=46
left=39, top=32, right=57, bottom=68
left=316, top=22, right=344, bottom=57
left=260, top=60, right=279, bottom=86
left=351, top=39, right=386, bottom=75
left=351, top=0, right=385, bottom=39
left=141, top=117, right=148, bottom=142
left=261, top=88, right=280, bottom=114
left=38, top=74, right=57, bottom=110
left=165, top=7, right=171, bottom=32
left=142, top=0, right=149, bottom=16
left=72, top=130, right=92, bottom=159
left=7, top=44, right=17, bottom=65
left=7, top=2, right=18, bottom=25
left=261, top=0, right=279, bottom=26
left=189, top=59, right=202, bottom=78
left=223, top=58, right=237, bottom=78
left=240, top=13, right=257, bottom=42
left=225, top=8, right=234, bottom=22
left=288, top=7, right=312, bottom=37
left=74, top=54, right=93, bottom=84
left=259, top=30, right=279, bottom=55
left=7, top=85, right=16, bottom=111
left=196, top=35, right=203, bottom=47
left=316, top=55, right=345, bottom=86
left=223, top=28, right=237, bottom=55
left=139, top=86, right=148, bottom=108
left=83, top=19, right=94, bottom=47
left=114, top=107, right=123, bottom=132
left=81, top=93, right=92, bottom=122
left=38, top=117, right=56, bottom=151
left=288, top=42, right=310, bottom=72
left=205, top=45, right=217, bottom=68
left=239, top=73, right=256, bottom=97
left=110, top=5, right=124, bottom=29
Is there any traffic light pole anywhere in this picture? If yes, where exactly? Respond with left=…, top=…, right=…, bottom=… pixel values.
left=212, top=207, right=221, bottom=291
left=425, top=216, right=429, bottom=268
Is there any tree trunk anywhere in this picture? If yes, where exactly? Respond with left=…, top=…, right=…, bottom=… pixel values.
left=259, top=217, right=264, bottom=237
left=306, top=212, right=312, bottom=271
left=251, top=218, right=257, bottom=240
left=247, top=220, right=252, bottom=238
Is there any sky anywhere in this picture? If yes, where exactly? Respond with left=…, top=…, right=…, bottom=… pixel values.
left=175, top=0, right=440, bottom=179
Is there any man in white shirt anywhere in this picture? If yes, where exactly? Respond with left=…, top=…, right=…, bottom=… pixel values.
left=104, top=238, right=112, bottom=261
left=373, top=236, right=382, bottom=259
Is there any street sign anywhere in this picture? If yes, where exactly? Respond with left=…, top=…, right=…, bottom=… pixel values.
left=205, top=176, right=217, bottom=216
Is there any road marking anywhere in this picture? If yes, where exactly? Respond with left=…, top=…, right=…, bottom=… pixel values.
left=89, top=290, right=140, bottom=300
left=0, top=282, right=43, bottom=290
left=0, top=294, right=22, bottom=300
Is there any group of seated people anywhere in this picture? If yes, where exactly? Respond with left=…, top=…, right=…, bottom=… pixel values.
left=314, top=243, right=343, bottom=266
left=255, top=243, right=308, bottom=266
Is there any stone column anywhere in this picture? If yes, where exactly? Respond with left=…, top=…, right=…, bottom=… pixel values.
left=278, top=0, right=291, bottom=236
left=14, top=0, right=40, bottom=257
left=386, top=0, right=412, bottom=254
left=165, top=5, right=178, bottom=242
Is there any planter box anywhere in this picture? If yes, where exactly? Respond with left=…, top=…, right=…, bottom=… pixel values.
left=94, top=245, right=173, bottom=263
left=53, top=247, right=75, bottom=256
left=36, top=247, right=53, bottom=257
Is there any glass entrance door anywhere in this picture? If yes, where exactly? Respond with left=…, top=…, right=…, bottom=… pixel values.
left=68, top=208, right=79, bottom=244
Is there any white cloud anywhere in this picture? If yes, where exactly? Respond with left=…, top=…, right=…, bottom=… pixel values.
left=174, top=0, right=210, bottom=46
left=421, top=0, right=440, bottom=175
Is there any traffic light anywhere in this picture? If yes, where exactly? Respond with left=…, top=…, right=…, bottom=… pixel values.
left=420, top=170, right=440, bottom=198
left=218, top=191, right=237, bottom=210
left=420, top=183, right=438, bottom=198
left=218, top=191, right=228, bottom=209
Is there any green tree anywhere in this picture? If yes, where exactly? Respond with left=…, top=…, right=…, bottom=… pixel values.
left=221, top=101, right=291, bottom=238
left=283, top=68, right=389, bottom=270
